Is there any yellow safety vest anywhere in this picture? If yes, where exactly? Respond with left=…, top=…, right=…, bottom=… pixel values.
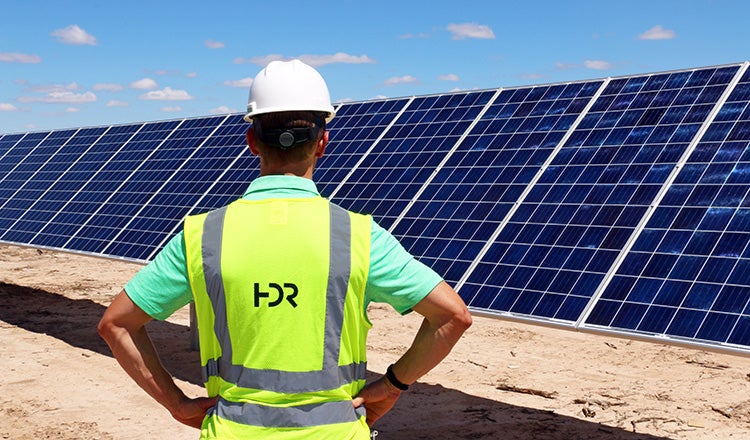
left=184, top=196, right=372, bottom=439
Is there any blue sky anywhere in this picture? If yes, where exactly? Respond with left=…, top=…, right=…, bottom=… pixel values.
left=1, top=0, right=748, bottom=133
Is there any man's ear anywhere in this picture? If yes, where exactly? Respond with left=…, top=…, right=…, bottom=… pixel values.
left=246, top=128, right=260, bottom=156
left=315, top=130, right=328, bottom=158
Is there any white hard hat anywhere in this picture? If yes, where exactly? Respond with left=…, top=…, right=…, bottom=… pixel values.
left=244, top=59, right=336, bottom=123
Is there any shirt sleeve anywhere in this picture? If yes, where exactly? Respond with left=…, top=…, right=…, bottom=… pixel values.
left=124, top=231, right=193, bottom=320
left=365, top=219, right=443, bottom=315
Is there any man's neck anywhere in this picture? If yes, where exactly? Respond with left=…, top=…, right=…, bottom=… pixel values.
left=259, top=168, right=314, bottom=179
left=258, top=158, right=316, bottom=179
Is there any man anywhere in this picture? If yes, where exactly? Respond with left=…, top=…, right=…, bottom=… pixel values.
left=98, top=59, right=471, bottom=439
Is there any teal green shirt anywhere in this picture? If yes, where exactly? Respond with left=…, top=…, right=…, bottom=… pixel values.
left=126, top=175, right=443, bottom=320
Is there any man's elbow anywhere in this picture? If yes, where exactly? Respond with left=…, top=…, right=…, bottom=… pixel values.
left=97, top=311, right=126, bottom=345
left=96, top=290, right=147, bottom=344
left=97, top=314, right=115, bottom=342
left=453, top=306, right=473, bottom=334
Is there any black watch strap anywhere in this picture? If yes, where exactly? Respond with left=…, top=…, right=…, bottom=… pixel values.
left=385, top=364, right=409, bottom=391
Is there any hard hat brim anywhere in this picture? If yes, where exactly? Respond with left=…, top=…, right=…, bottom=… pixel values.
left=244, top=106, right=335, bottom=124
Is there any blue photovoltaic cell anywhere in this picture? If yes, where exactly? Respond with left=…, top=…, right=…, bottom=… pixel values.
left=585, top=66, right=750, bottom=349
left=331, top=91, right=496, bottom=228
left=0, top=127, right=109, bottom=244
left=391, top=81, right=603, bottom=285
left=316, top=98, right=409, bottom=197
left=461, top=65, right=740, bottom=324
left=29, top=123, right=145, bottom=249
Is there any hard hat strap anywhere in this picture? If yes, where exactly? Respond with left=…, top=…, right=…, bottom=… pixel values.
left=259, top=126, right=320, bottom=150
left=255, top=112, right=326, bottom=150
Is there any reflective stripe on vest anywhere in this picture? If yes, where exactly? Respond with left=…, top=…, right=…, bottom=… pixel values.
left=213, top=396, right=367, bottom=428
left=199, top=202, right=365, bottom=393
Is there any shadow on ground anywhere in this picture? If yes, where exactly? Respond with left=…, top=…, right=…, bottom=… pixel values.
left=0, top=282, right=670, bottom=440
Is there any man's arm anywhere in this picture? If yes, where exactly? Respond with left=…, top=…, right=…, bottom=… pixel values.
left=97, top=290, right=217, bottom=428
left=352, top=281, right=472, bottom=426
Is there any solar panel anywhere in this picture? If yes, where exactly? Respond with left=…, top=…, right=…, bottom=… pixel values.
left=329, top=90, right=496, bottom=228
left=0, top=133, right=29, bottom=160
left=27, top=123, right=145, bottom=250
left=60, top=121, right=181, bottom=256
left=186, top=114, right=258, bottom=216
left=0, top=129, right=76, bottom=238
left=101, top=116, right=231, bottom=261
left=582, top=64, right=750, bottom=352
left=390, top=81, right=603, bottom=286
left=0, top=132, right=53, bottom=212
left=460, top=65, right=742, bottom=326
left=0, top=127, right=108, bottom=244
left=315, top=98, right=410, bottom=197
left=1, top=62, right=749, bottom=355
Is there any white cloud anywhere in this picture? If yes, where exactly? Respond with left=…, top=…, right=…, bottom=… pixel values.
left=447, top=23, right=495, bottom=40
left=186, top=72, right=198, bottom=78
left=27, top=82, right=80, bottom=93
left=65, top=107, right=80, bottom=113
left=48, top=91, right=97, bottom=103
left=383, top=75, right=419, bottom=86
left=235, top=53, right=376, bottom=67
left=399, top=32, right=430, bottom=39
left=0, top=103, right=19, bottom=112
left=130, top=78, right=158, bottom=90
left=639, top=25, right=676, bottom=40
left=555, top=62, right=578, bottom=70
left=106, top=100, right=129, bottom=107
left=160, top=106, right=182, bottom=112
left=18, top=91, right=97, bottom=104
left=139, top=87, right=193, bottom=101
left=438, top=73, right=460, bottom=81
left=235, top=54, right=283, bottom=65
left=299, top=53, right=376, bottom=67
left=584, top=60, right=613, bottom=70
left=50, top=25, right=97, bottom=46
left=151, top=69, right=180, bottom=76
left=205, top=39, right=225, bottom=49
left=223, top=77, right=253, bottom=88
left=209, top=105, right=234, bottom=114
left=93, top=83, right=124, bottom=92
left=0, top=52, right=42, bottom=64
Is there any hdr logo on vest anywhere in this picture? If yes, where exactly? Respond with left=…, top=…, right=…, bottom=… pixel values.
left=253, top=282, right=299, bottom=308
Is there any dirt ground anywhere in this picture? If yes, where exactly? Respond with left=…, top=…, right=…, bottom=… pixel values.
left=1, top=243, right=749, bottom=440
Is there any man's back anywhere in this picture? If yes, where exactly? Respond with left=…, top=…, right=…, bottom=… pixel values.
left=185, top=196, right=372, bottom=438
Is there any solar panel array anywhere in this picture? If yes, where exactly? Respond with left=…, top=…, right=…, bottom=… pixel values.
left=1, top=62, right=749, bottom=356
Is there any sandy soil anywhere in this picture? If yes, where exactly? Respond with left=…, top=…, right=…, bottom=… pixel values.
left=1, top=243, right=749, bottom=440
